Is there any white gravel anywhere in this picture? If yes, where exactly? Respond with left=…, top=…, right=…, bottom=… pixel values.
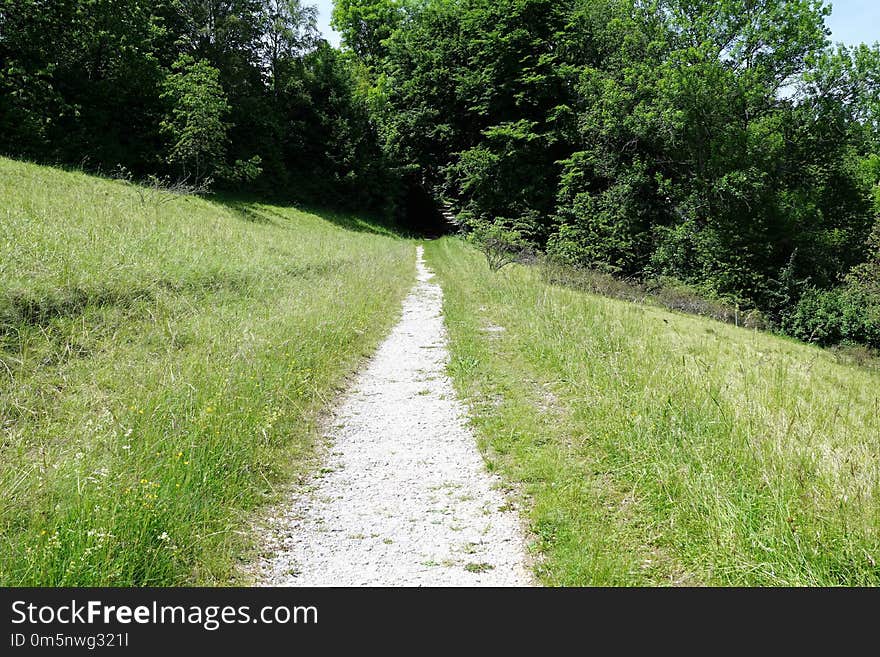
left=255, top=245, right=532, bottom=586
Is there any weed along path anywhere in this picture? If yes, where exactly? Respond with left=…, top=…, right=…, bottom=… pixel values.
left=256, top=246, right=532, bottom=586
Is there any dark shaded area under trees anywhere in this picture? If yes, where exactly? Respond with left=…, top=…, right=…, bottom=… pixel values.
left=0, top=0, right=400, bottom=216
left=2, top=0, right=879, bottom=348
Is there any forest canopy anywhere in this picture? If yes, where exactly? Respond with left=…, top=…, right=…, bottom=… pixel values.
left=1, top=0, right=879, bottom=347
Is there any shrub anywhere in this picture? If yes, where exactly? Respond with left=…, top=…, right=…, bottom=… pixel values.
left=782, top=286, right=880, bottom=348
left=467, top=221, right=534, bottom=272
left=160, top=56, right=231, bottom=186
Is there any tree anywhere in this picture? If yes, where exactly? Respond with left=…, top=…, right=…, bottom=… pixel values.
left=262, top=0, right=319, bottom=95
left=849, top=220, right=880, bottom=300
left=468, top=220, right=533, bottom=272
left=331, top=0, right=402, bottom=67
left=271, top=42, right=392, bottom=210
left=549, top=0, right=872, bottom=310
left=160, top=56, right=232, bottom=185
left=0, top=0, right=168, bottom=170
left=375, top=0, right=575, bottom=235
left=803, top=43, right=880, bottom=151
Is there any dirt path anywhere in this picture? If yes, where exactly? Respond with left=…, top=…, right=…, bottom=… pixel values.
left=255, top=245, right=531, bottom=586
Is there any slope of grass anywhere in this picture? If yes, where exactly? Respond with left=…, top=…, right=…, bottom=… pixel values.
left=425, top=237, right=880, bottom=586
left=0, top=158, right=414, bottom=585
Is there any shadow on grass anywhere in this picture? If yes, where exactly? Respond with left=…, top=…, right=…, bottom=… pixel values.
left=297, top=204, right=414, bottom=238
left=207, top=192, right=448, bottom=239
left=219, top=198, right=274, bottom=224
left=211, top=192, right=422, bottom=239
left=7, top=158, right=441, bottom=238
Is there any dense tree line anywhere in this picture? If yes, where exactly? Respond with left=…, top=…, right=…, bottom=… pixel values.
left=0, top=0, right=392, bottom=210
left=1, top=0, right=878, bottom=347
left=335, top=0, right=880, bottom=347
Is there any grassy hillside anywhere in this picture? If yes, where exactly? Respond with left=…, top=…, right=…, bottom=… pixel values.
left=425, top=238, right=880, bottom=586
left=0, top=158, right=414, bottom=585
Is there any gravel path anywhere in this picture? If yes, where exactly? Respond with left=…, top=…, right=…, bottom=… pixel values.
left=255, top=245, right=532, bottom=586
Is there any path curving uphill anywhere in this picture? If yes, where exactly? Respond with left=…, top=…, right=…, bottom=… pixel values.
left=255, top=246, right=531, bottom=586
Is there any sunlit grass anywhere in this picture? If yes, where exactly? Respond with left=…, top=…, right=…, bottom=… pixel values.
left=426, top=237, right=880, bottom=586
left=0, top=158, right=414, bottom=585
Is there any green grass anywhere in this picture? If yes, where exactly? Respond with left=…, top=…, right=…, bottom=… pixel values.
left=7, top=158, right=878, bottom=587
left=425, top=237, right=880, bottom=586
left=0, top=158, right=414, bottom=585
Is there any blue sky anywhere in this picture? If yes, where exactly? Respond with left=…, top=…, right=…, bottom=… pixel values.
left=825, top=1, right=880, bottom=47
left=313, top=1, right=879, bottom=50
left=313, top=0, right=340, bottom=47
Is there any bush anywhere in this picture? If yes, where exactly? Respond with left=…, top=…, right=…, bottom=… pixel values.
left=160, top=56, right=231, bottom=186
left=782, top=286, right=880, bottom=348
left=467, top=221, right=534, bottom=272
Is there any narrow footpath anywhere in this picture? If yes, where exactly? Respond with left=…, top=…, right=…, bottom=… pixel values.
left=255, top=246, right=531, bottom=586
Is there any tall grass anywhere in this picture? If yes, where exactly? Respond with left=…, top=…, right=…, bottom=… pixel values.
left=426, top=237, right=880, bottom=586
left=0, top=158, right=414, bottom=585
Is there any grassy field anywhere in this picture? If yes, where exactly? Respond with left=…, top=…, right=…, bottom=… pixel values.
left=0, top=158, right=414, bottom=585
left=425, top=238, right=880, bottom=586
left=6, top=157, right=878, bottom=588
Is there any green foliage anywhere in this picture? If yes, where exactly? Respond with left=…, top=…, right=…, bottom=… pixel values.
left=268, top=42, right=397, bottom=211
left=850, top=221, right=880, bottom=297
left=551, top=0, right=871, bottom=308
left=466, top=221, right=531, bottom=272
left=863, top=155, right=880, bottom=214
left=331, top=0, right=402, bottom=66
left=376, top=0, right=574, bottom=233
left=0, top=0, right=168, bottom=167
left=358, top=0, right=879, bottom=346
left=782, top=286, right=880, bottom=348
left=804, top=43, right=880, bottom=150
left=218, top=155, right=264, bottom=184
left=2, top=0, right=880, bottom=345
left=783, top=218, right=880, bottom=349
left=263, top=0, right=319, bottom=88
left=160, top=56, right=232, bottom=184
left=550, top=151, right=656, bottom=275
left=0, top=0, right=390, bottom=215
